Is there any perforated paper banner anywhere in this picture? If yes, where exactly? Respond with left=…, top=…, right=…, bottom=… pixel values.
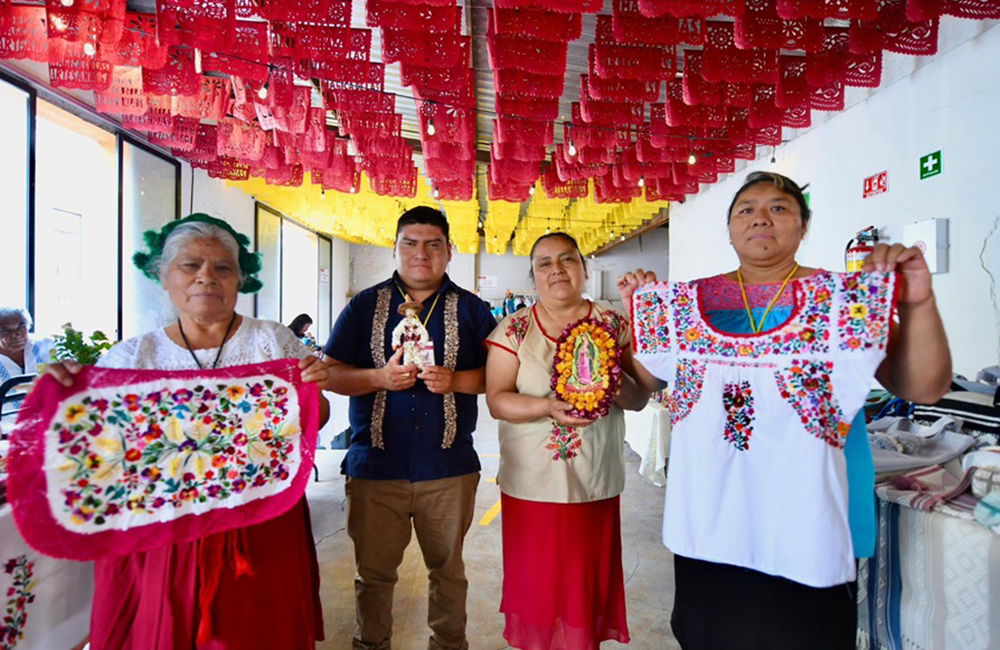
left=7, top=359, right=318, bottom=561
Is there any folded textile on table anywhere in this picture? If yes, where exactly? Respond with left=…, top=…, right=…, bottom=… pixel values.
left=868, top=416, right=976, bottom=474
left=913, top=389, right=1000, bottom=451
left=6, top=359, right=319, bottom=560
left=876, top=464, right=980, bottom=522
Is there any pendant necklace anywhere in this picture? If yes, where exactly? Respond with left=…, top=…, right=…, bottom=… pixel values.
left=178, top=312, right=238, bottom=370
left=737, top=263, right=799, bottom=334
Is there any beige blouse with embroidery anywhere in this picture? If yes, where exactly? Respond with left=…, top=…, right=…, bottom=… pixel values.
left=486, top=302, right=632, bottom=504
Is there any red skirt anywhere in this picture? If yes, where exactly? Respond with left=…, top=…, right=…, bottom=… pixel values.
left=89, top=497, right=323, bottom=650
left=500, top=493, right=629, bottom=650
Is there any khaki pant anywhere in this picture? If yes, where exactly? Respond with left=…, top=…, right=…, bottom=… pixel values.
left=345, top=472, right=479, bottom=650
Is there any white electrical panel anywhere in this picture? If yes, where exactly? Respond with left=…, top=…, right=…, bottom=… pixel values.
left=902, top=218, right=949, bottom=274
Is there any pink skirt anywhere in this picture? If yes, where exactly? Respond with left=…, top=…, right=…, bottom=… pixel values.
left=500, top=493, right=629, bottom=650
left=89, top=498, right=323, bottom=650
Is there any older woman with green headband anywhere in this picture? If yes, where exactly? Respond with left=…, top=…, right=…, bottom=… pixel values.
left=44, top=214, right=330, bottom=649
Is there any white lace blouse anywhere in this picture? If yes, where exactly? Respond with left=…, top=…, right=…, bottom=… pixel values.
left=96, top=316, right=311, bottom=370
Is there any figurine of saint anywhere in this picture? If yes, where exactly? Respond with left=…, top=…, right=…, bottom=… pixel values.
left=391, top=302, right=432, bottom=368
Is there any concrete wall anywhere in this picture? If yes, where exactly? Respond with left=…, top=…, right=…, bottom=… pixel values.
left=667, top=24, right=1000, bottom=377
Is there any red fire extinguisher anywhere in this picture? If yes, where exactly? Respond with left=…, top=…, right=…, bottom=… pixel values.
left=845, top=226, right=878, bottom=272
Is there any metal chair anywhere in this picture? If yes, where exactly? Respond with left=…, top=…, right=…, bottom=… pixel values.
left=0, top=373, right=36, bottom=439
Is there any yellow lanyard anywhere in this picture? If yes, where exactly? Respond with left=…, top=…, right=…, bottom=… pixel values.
left=736, top=263, right=799, bottom=334
left=395, top=283, right=441, bottom=329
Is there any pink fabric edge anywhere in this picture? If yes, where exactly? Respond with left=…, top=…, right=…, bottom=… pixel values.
left=7, top=358, right=319, bottom=561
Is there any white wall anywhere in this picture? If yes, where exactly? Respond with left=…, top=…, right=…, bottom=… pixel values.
left=668, top=24, right=1000, bottom=377
left=590, top=227, right=670, bottom=304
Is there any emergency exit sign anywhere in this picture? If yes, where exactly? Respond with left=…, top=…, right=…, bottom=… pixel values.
left=863, top=171, right=888, bottom=199
left=920, top=150, right=942, bottom=180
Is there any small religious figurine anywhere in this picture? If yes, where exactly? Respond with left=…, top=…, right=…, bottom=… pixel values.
left=391, top=302, right=432, bottom=368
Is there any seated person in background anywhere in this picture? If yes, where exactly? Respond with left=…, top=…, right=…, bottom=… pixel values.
left=0, top=307, right=52, bottom=381
left=288, top=313, right=319, bottom=351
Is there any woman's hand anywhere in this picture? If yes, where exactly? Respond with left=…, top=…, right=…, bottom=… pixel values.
left=616, top=268, right=658, bottom=306
left=298, top=355, right=330, bottom=385
left=548, top=400, right=594, bottom=428
left=43, top=360, right=83, bottom=388
left=863, top=244, right=933, bottom=306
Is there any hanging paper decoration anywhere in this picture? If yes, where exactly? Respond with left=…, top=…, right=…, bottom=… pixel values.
left=492, top=6, right=583, bottom=41
left=612, top=0, right=705, bottom=46
left=637, top=0, right=739, bottom=18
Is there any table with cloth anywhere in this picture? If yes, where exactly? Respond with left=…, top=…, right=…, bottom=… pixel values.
left=0, top=501, right=92, bottom=650
left=858, top=493, right=1000, bottom=650
left=623, top=399, right=671, bottom=486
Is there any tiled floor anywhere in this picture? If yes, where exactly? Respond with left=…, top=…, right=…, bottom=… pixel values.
left=307, top=398, right=680, bottom=650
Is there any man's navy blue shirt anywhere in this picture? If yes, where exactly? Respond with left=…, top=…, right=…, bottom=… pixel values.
left=324, top=273, right=497, bottom=482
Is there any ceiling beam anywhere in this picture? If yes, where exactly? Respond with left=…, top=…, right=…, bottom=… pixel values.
left=591, top=207, right=669, bottom=257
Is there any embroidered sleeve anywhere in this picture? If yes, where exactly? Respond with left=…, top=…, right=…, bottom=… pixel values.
left=600, top=307, right=632, bottom=349
left=485, top=312, right=529, bottom=356
left=836, top=272, right=897, bottom=353
left=631, top=284, right=676, bottom=383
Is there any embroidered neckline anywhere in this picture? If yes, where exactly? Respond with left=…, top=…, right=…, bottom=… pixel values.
left=695, top=276, right=808, bottom=340
left=532, top=301, right=594, bottom=343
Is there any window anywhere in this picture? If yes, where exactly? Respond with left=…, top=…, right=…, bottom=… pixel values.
left=34, top=100, right=118, bottom=338
left=120, top=140, right=179, bottom=339
left=281, top=218, right=319, bottom=329
left=0, top=78, right=30, bottom=315
left=255, top=204, right=282, bottom=322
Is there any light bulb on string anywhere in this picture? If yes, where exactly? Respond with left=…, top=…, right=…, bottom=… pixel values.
left=688, top=152, right=697, bottom=165
left=194, top=48, right=202, bottom=74
left=426, top=117, right=435, bottom=137
left=638, top=175, right=645, bottom=188
left=431, top=187, right=440, bottom=199
left=320, top=190, right=326, bottom=200
left=529, top=185, right=535, bottom=196
left=83, top=42, right=96, bottom=57
left=620, top=234, right=626, bottom=241
left=567, top=140, right=577, bottom=157
left=60, top=0, right=74, bottom=6
left=257, top=81, right=268, bottom=100
left=51, top=15, right=66, bottom=31
left=770, top=146, right=776, bottom=164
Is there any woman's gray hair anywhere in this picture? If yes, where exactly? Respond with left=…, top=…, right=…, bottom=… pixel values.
left=157, top=221, right=246, bottom=287
left=0, top=306, right=32, bottom=328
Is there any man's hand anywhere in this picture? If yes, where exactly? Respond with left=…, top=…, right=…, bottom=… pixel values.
left=298, top=355, right=330, bottom=385
left=418, top=366, right=454, bottom=394
left=380, top=347, right=418, bottom=391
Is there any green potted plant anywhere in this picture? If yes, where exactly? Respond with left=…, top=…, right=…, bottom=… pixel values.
left=50, top=323, right=114, bottom=366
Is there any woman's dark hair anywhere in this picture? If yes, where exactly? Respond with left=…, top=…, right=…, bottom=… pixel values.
left=395, top=206, right=450, bottom=242
left=726, top=172, right=811, bottom=227
left=528, top=232, right=587, bottom=283
left=288, top=313, right=313, bottom=337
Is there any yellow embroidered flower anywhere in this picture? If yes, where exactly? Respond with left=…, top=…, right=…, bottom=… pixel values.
left=226, top=385, right=245, bottom=401
left=65, top=404, right=87, bottom=424
left=684, top=328, right=700, bottom=342
left=168, top=456, right=182, bottom=478
left=164, top=417, right=185, bottom=444
left=849, top=303, right=868, bottom=319
left=277, top=420, right=300, bottom=439
left=737, top=345, right=753, bottom=357
left=244, top=410, right=267, bottom=436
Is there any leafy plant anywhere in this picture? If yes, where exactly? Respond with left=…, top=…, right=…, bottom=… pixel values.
left=51, top=323, right=114, bottom=366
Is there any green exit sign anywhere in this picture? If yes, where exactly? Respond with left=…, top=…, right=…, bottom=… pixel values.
left=920, top=151, right=942, bottom=180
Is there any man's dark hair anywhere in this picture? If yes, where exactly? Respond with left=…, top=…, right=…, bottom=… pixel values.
left=726, top=171, right=812, bottom=227
left=396, top=206, right=450, bottom=242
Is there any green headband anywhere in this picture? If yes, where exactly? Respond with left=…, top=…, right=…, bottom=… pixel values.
left=133, top=213, right=264, bottom=294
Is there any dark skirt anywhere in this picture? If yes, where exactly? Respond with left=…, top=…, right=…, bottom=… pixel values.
left=670, top=555, right=856, bottom=650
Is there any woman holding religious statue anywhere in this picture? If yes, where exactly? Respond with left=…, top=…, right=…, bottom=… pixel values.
left=41, top=214, right=330, bottom=649
left=485, top=232, right=650, bottom=649
left=618, top=172, right=951, bottom=649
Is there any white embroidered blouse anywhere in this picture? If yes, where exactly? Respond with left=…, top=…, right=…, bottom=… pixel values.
left=96, top=316, right=311, bottom=370
left=632, top=271, right=897, bottom=588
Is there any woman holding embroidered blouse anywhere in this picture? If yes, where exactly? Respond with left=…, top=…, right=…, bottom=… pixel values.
left=618, top=172, right=951, bottom=649
left=485, top=232, right=649, bottom=650
left=42, top=214, right=329, bottom=649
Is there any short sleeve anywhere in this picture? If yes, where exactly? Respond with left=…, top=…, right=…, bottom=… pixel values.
left=835, top=272, right=897, bottom=355
left=324, top=295, right=363, bottom=365
left=631, top=284, right=676, bottom=382
left=468, top=296, right=498, bottom=367
left=598, top=306, right=631, bottom=350
left=485, top=310, right=529, bottom=357
left=272, top=322, right=312, bottom=360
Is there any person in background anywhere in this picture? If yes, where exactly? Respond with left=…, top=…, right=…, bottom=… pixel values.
left=288, top=313, right=319, bottom=352
left=485, top=232, right=649, bottom=650
left=0, top=307, right=52, bottom=382
left=617, top=171, right=951, bottom=649
left=323, top=206, right=497, bottom=650
left=42, top=214, right=330, bottom=650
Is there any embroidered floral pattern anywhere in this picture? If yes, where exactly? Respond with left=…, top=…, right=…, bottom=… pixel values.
left=369, top=286, right=393, bottom=449
left=1, top=556, right=35, bottom=650
left=633, top=287, right=669, bottom=354
left=505, top=315, right=529, bottom=348
left=774, top=360, right=851, bottom=449
left=546, top=423, right=583, bottom=461
left=668, top=360, right=706, bottom=425
left=599, top=308, right=628, bottom=341
left=50, top=379, right=300, bottom=530
left=837, top=273, right=894, bottom=352
left=671, top=274, right=835, bottom=358
left=722, top=382, right=755, bottom=451
left=441, top=291, right=459, bottom=449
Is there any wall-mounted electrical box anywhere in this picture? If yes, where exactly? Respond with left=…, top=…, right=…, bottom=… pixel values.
left=902, top=218, right=949, bottom=274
